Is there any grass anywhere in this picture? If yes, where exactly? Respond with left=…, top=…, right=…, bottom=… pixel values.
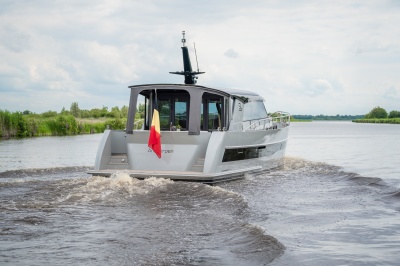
left=353, top=118, right=400, bottom=124
left=0, top=109, right=126, bottom=139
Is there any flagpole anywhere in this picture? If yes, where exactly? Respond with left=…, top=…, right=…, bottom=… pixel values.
left=154, top=88, right=158, bottom=110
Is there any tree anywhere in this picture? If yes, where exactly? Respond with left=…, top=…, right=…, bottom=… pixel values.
left=364, top=106, right=388, bottom=119
left=108, top=106, right=121, bottom=118
left=121, top=105, right=129, bottom=118
left=89, top=108, right=102, bottom=118
left=389, top=110, right=400, bottom=118
left=42, top=110, right=58, bottom=117
left=80, top=109, right=90, bottom=118
left=60, top=107, right=70, bottom=115
left=70, top=102, right=81, bottom=118
left=137, top=103, right=145, bottom=119
left=100, top=106, right=108, bottom=117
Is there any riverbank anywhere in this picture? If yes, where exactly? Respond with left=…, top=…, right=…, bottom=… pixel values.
left=290, top=118, right=312, bottom=122
left=0, top=110, right=126, bottom=139
left=353, top=118, right=400, bottom=124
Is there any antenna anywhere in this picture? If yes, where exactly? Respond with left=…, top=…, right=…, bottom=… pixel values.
left=194, top=42, right=200, bottom=72
left=181, top=31, right=186, bottom=47
left=169, top=31, right=205, bottom=84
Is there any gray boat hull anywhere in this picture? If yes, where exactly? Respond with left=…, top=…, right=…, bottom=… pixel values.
left=88, top=127, right=289, bottom=183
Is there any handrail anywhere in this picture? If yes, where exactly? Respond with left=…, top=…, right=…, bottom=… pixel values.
left=271, top=111, right=291, bottom=123
left=243, top=117, right=272, bottom=131
left=230, top=111, right=290, bottom=132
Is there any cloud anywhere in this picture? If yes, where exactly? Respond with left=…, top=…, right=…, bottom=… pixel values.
left=0, top=25, right=31, bottom=53
left=0, top=1, right=400, bottom=115
left=224, top=48, right=239, bottom=58
left=383, top=85, right=400, bottom=101
left=306, top=79, right=333, bottom=97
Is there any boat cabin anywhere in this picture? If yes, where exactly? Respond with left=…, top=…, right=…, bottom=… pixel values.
left=125, top=84, right=271, bottom=135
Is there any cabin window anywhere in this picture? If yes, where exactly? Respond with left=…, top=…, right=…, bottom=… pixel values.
left=201, top=93, right=224, bottom=131
left=158, top=99, right=171, bottom=130
left=243, top=100, right=267, bottom=121
left=208, top=100, right=221, bottom=129
left=157, top=91, right=190, bottom=131
left=175, top=100, right=187, bottom=130
left=136, top=93, right=147, bottom=130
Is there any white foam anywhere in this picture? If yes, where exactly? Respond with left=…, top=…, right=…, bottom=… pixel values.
left=142, top=176, right=174, bottom=187
left=58, top=173, right=176, bottom=203
left=209, top=185, right=243, bottom=198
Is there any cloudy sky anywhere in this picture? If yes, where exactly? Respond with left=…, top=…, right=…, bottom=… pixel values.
left=1, top=0, right=399, bottom=115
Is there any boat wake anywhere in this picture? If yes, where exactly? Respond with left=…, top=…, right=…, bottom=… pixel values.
left=0, top=169, right=285, bottom=265
left=0, top=166, right=91, bottom=180
left=222, top=157, right=400, bottom=265
left=1, top=158, right=400, bottom=265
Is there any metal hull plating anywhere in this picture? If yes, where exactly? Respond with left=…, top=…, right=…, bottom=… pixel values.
left=89, top=127, right=289, bottom=183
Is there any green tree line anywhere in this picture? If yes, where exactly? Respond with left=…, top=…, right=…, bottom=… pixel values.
left=353, top=106, right=400, bottom=124
left=0, top=102, right=131, bottom=139
left=66, top=102, right=130, bottom=119
left=292, top=114, right=364, bottom=121
left=292, top=106, right=400, bottom=124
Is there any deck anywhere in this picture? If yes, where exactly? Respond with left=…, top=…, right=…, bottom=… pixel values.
left=87, top=166, right=262, bottom=184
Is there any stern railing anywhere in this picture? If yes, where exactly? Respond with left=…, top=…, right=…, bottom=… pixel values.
left=230, top=111, right=290, bottom=132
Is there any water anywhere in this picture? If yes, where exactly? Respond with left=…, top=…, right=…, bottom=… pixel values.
left=1, top=122, right=399, bottom=265
left=0, top=134, right=102, bottom=172
left=286, top=121, right=400, bottom=186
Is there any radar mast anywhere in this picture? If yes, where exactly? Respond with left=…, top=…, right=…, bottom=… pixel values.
left=169, top=31, right=205, bottom=84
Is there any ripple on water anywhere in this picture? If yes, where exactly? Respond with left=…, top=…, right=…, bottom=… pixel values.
left=0, top=171, right=285, bottom=265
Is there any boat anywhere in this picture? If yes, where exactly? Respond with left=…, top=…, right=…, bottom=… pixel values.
left=88, top=31, right=290, bottom=184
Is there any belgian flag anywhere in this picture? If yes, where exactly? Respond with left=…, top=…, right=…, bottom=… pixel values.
left=148, top=92, right=162, bottom=158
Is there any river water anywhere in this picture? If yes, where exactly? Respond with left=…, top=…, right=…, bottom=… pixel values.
left=0, top=122, right=399, bottom=265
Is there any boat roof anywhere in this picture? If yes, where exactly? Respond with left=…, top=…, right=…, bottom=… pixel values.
left=128, top=83, right=265, bottom=101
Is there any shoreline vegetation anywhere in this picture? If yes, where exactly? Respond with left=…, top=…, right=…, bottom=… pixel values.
left=292, top=114, right=364, bottom=122
left=352, top=106, right=400, bottom=124
left=0, top=102, right=137, bottom=139
left=1, top=104, right=399, bottom=139
left=352, top=118, right=400, bottom=124
left=293, top=106, right=400, bottom=124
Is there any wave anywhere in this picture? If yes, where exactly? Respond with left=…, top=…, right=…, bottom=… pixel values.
left=0, top=170, right=286, bottom=264
left=62, top=173, right=175, bottom=203
left=55, top=172, right=249, bottom=208
left=388, top=191, right=400, bottom=198
left=11, top=158, right=399, bottom=264
left=281, top=157, right=389, bottom=187
left=0, top=166, right=91, bottom=179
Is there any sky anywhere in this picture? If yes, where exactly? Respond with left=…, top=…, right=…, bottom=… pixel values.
left=1, top=0, right=400, bottom=115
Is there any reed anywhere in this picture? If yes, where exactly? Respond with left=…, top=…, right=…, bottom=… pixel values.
left=353, top=118, right=400, bottom=124
left=0, top=109, right=127, bottom=139
left=0, top=110, right=26, bottom=138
